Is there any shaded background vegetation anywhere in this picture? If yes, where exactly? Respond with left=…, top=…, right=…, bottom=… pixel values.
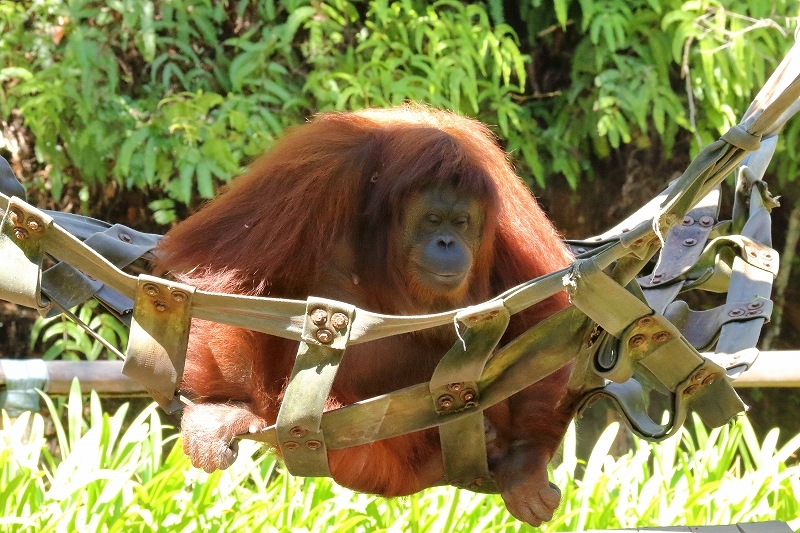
left=1, top=0, right=799, bottom=441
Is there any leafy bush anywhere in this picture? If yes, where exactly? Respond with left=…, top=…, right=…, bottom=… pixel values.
left=1, top=383, right=798, bottom=531
left=29, top=300, right=128, bottom=361
left=0, top=0, right=797, bottom=216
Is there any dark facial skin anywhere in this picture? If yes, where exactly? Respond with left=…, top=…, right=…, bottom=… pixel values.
left=402, top=185, right=485, bottom=294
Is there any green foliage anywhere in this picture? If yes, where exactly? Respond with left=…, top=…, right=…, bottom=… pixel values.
left=2, top=386, right=799, bottom=531
left=29, top=300, right=128, bottom=361
left=0, top=0, right=797, bottom=212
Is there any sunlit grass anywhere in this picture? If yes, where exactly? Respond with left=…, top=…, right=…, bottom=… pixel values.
left=1, top=380, right=798, bottom=532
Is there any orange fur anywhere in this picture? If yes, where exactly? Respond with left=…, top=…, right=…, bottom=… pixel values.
left=156, top=105, right=576, bottom=526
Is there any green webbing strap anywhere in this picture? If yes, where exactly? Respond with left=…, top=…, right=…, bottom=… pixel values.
left=276, top=297, right=355, bottom=477
left=42, top=223, right=160, bottom=317
left=0, top=198, right=52, bottom=314
left=640, top=189, right=720, bottom=313
left=566, top=256, right=745, bottom=439
left=430, top=301, right=509, bottom=492
left=122, top=275, right=195, bottom=413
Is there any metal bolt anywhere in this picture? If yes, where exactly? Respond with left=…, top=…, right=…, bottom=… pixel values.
left=651, top=273, right=664, bottom=281
left=437, top=394, right=454, bottom=410
left=637, top=316, right=654, bottom=328
left=447, top=382, right=463, bottom=393
left=747, top=301, right=764, bottom=310
left=118, top=232, right=132, bottom=243
left=310, top=308, right=328, bottom=326
left=760, top=250, right=773, bottom=260
left=171, top=290, right=187, bottom=302
left=330, top=312, right=349, bottom=330
left=27, top=218, right=42, bottom=232
left=652, top=331, right=671, bottom=343
left=702, top=373, right=718, bottom=386
left=13, top=227, right=28, bottom=240
left=699, top=216, right=714, bottom=227
left=748, top=250, right=758, bottom=258
left=8, top=208, right=21, bottom=225
left=729, top=308, right=745, bottom=317
left=144, top=283, right=160, bottom=297
left=629, top=334, right=647, bottom=348
left=315, top=328, right=334, bottom=344
left=306, top=440, right=322, bottom=451
left=682, top=216, right=694, bottom=225
left=154, top=301, right=168, bottom=312
left=692, top=369, right=707, bottom=382
left=684, top=384, right=699, bottom=395
left=748, top=309, right=761, bottom=316
left=461, top=389, right=476, bottom=402
left=683, top=238, right=697, bottom=247
left=576, top=247, right=587, bottom=254
left=289, top=426, right=307, bottom=438
left=283, top=441, right=300, bottom=450
left=465, top=401, right=478, bottom=409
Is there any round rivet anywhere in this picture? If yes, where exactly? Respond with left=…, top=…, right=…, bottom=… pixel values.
left=576, top=248, right=587, bottom=254
left=330, top=312, right=349, bottom=330
left=8, top=208, right=22, bottom=225
left=27, top=218, right=42, bottom=232
left=461, top=389, right=476, bottom=402
left=594, top=236, right=602, bottom=241
left=306, top=440, right=322, bottom=451
left=289, top=426, right=307, bottom=438
left=315, top=328, right=334, bottom=344
left=119, top=232, right=132, bottom=243
left=637, top=316, right=654, bottom=328
left=684, top=384, right=699, bottom=395
left=682, top=216, right=694, bottom=225
left=683, top=238, right=697, bottom=247
left=748, top=309, right=761, bottom=316
left=699, top=216, right=714, bottom=227
left=692, top=369, right=707, bottom=381
left=465, top=401, right=478, bottom=409
left=651, top=273, right=664, bottom=281
left=702, top=373, right=718, bottom=386
left=437, top=395, right=454, bottom=410
left=760, top=251, right=773, bottom=260
left=729, top=308, right=745, bottom=317
left=310, top=308, right=328, bottom=326
left=748, top=250, right=758, bottom=258
left=652, top=331, right=671, bottom=343
left=13, top=227, right=28, bottom=240
left=144, top=283, right=159, bottom=297
left=154, top=301, right=168, bottom=312
left=473, top=477, right=484, bottom=486
left=629, top=334, right=647, bottom=348
left=172, top=290, right=187, bottom=302
left=747, top=301, right=764, bottom=310
left=447, top=382, right=463, bottom=393
left=283, top=441, right=300, bottom=450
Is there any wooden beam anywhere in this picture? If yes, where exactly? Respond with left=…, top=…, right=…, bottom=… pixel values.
left=0, top=360, right=146, bottom=396
left=0, top=351, right=799, bottom=400
left=730, top=351, right=800, bottom=388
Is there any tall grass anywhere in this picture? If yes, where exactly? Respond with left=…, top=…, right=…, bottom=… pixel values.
left=1, top=381, right=798, bottom=532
